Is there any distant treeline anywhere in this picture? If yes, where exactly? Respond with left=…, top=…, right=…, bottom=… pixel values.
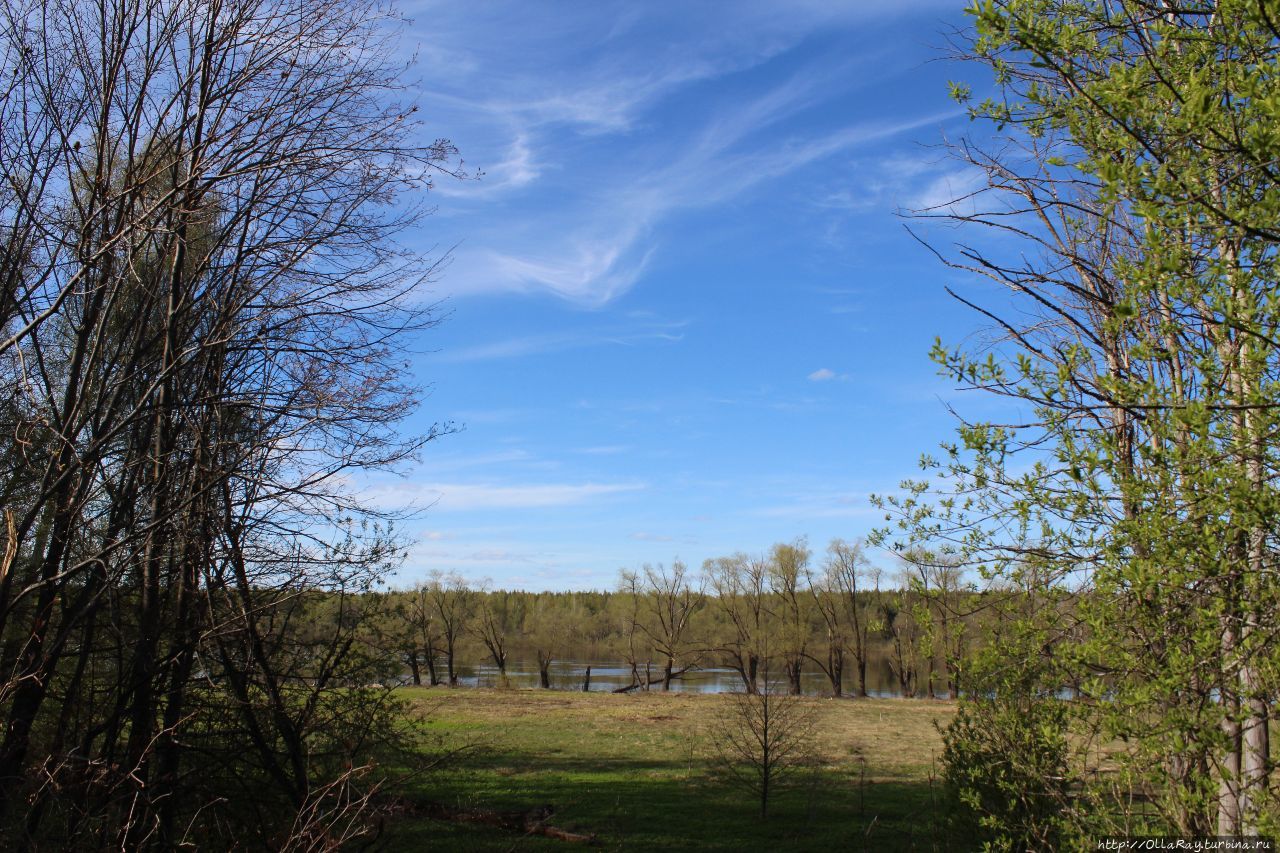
left=342, top=538, right=999, bottom=699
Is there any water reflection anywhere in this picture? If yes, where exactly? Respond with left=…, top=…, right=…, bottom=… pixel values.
left=446, top=658, right=908, bottom=698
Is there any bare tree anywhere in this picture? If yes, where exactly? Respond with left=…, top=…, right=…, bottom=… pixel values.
left=805, top=567, right=846, bottom=698
left=902, top=549, right=969, bottom=700
left=825, top=539, right=876, bottom=697
left=0, top=0, right=461, bottom=842
left=526, top=594, right=575, bottom=689
left=617, top=569, right=653, bottom=690
left=618, top=562, right=704, bottom=691
left=769, top=540, right=812, bottom=696
left=882, top=595, right=920, bottom=699
left=393, top=583, right=443, bottom=686
left=472, top=586, right=514, bottom=684
left=427, top=570, right=473, bottom=687
left=704, top=553, right=769, bottom=693
left=710, top=648, right=818, bottom=820
left=640, top=561, right=705, bottom=691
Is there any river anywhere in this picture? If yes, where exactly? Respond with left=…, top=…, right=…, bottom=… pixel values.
left=443, top=656, right=913, bottom=697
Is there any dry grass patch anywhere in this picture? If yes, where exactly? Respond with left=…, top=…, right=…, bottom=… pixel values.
left=391, top=687, right=959, bottom=850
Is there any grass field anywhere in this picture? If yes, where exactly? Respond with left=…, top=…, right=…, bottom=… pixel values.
left=384, top=687, right=959, bottom=851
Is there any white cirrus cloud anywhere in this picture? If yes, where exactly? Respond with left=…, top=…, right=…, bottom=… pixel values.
left=408, top=0, right=966, bottom=308
left=434, top=133, right=541, bottom=198
left=630, top=532, right=674, bottom=542
left=438, top=319, right=686, bottom=362
left=907, top=166, right=988, bottom=216
left=365, top=480, right=646, bottom=511
left=754, top=490, right=877, bottom=520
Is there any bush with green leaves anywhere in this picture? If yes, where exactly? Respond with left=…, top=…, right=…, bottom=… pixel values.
left=942, top=689, right=1072, bottom=852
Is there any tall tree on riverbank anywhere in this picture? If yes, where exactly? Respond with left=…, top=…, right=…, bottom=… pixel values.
left=428, top=570, right=474, bottom=686
left=806, top=558, right=848, bottom=698
left=526, top=594, right=575, bottom=689
left=401, top=583, right=445, bottom=686
left=705, top=553, right=770, bottom=693
left=902, top=550, right=968, bottom=700
left=625, top=561, right=705, bottom=691
left=825, top=539, right=879, bottom=698
left=473, top=586, right=517, bottom=683
left=769, top=540, right=813, bottom=696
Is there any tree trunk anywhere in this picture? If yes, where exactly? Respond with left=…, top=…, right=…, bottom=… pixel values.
left=1240, top=415, right=1270, bottom=833
left=426, top=652, right=440, bottom=687
left=1219, top=538, right=1246, bottom=835
left=581, top=666, right=591, bottom=692
left=760, top=755, right=770, bottom=820
left=408, top=651, right=422, bottom=686
left=0, top=517, right=73, bottom=818
left=1239, top=620, right=1270, bottom=832
left=785, top=658, right=803, bottom=696
left=613, top=666, right=692, bottom=693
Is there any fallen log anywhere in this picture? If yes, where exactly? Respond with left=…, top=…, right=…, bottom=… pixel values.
left=612, top=666, right=693, bottom=693
left=396, top=799, right=599, bottom=845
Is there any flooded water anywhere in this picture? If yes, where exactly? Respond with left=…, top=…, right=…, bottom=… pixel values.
left=445, top=657, right=909, bottom=697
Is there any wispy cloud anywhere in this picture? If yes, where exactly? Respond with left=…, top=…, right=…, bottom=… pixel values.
left=630, top=532, right=674, bottom=542
left=439, top=318, right=686, bottom=362
left=474, top=236, right=656, bottom=307
left=908, top=166, right=988, bottom=215
left=467, top=548, right=535, bottom=563
left=435, top=134, right=540, bottom=197
left=754, top=490, right=878, bottom=520
left=413, top=449, right=533, bottom=471
left=367, top=480, right=646, bottom=511
left=374, top=1, right=975, bottom=591
left=411, top=0, right=965, bottom=307
left=631, top=531, right=699, bottom=545
left=485, top=61, right=732, bottom=135
left=448, top=110, right=958, bottom=306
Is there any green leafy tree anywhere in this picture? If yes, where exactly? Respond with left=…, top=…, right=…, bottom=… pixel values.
left=880, top=0, right=1280, bottom=838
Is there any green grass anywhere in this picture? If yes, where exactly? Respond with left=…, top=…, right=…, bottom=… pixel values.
left=382, top=688, right=960, bottom=851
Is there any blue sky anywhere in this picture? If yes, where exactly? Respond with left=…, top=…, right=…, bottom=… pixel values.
left=369, top=0, right=996, bottom=590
